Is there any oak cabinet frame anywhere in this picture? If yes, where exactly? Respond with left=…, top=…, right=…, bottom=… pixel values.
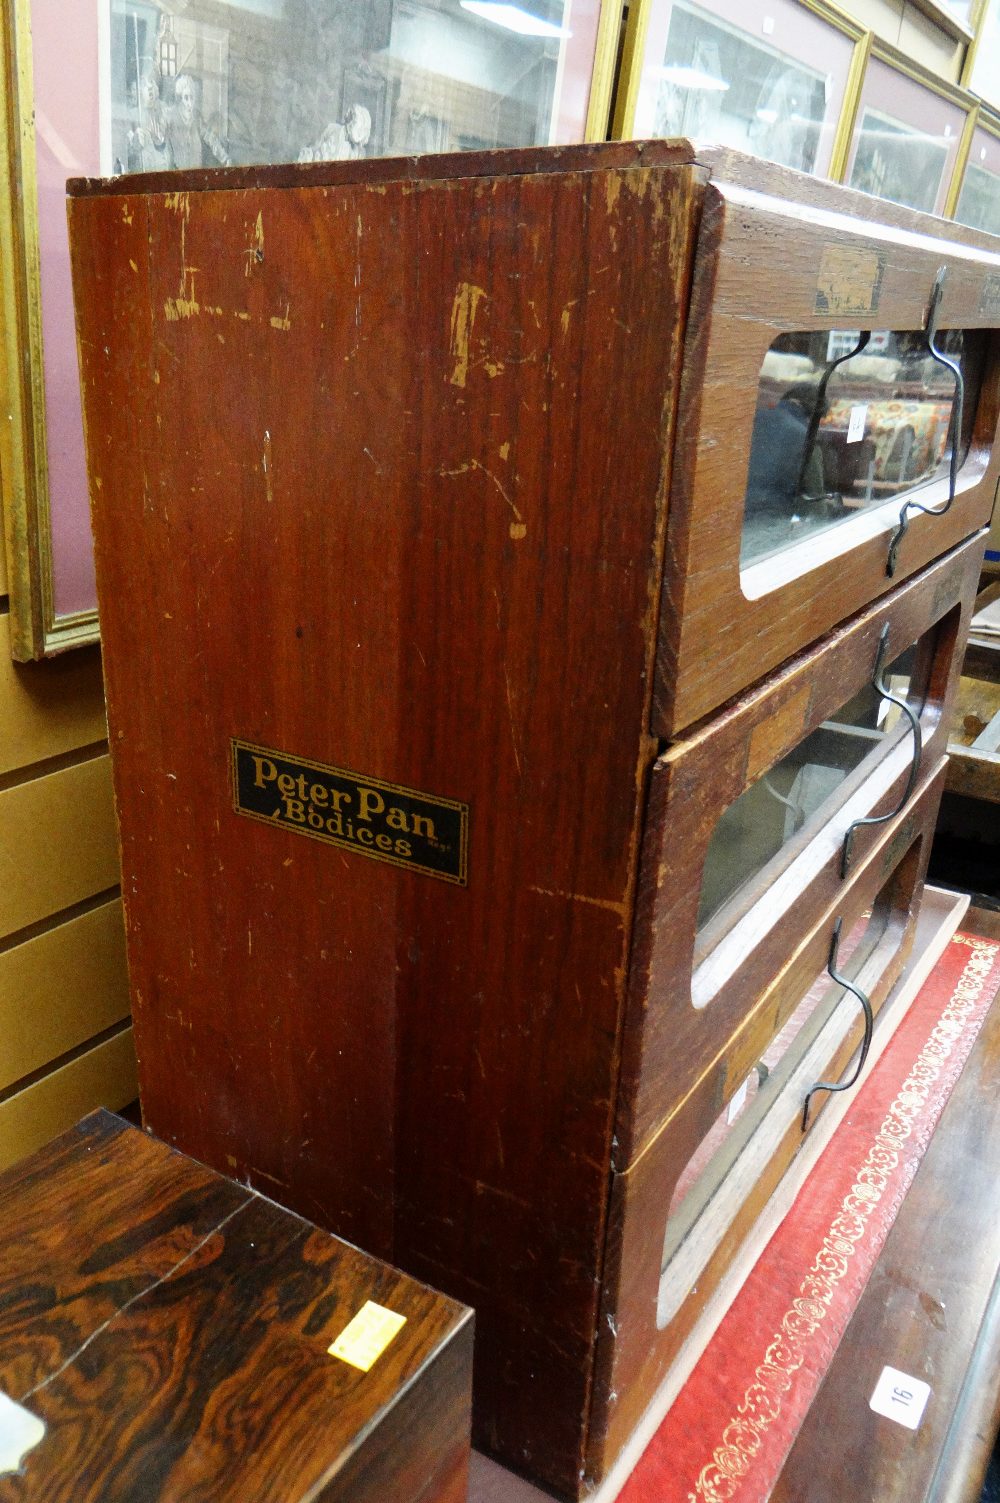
left=655, top=151, right=1000, bottom=736
left=591, top=763, right=944, bottom=1479
left=620, top=533, right=983, bottom=1165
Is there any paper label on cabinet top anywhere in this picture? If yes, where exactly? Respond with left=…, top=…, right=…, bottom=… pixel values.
left=0, top=1392, right=45, bottom=1476
left=979, top=274, right=1000, bottom=317
left=869, top=1366, right=931, bottom=1429
left=847, top=405, right=868, bottom=444
left=815, top=246, right=886, bottom=317
left=232, top=738, right=469, bottom=885
left=329, top=1302, right=407, bottom=1372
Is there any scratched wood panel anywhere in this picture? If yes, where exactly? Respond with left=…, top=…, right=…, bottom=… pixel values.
left=0, top=756, right=120, bottom=942
left=0, top=897, right=129, bottom=1094
left=0, top=1031, right=137, bottom=1172
left=655, top=170, right=1000, bottom=736
left=0, top=1111, right=473, bottom=1502
left=69, top=150, right=704, bottom=1497
left=0, top=614, right=106, bottom=776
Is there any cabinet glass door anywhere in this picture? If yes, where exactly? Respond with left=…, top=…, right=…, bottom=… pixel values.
left=696, top=636, right=928, bottom=945
left=741, top=327, right=985, bottom=570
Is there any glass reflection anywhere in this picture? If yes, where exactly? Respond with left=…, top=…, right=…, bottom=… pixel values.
left=849, top=108, right=948, bottom=214
left=741, top=327, right=980, bottom=568
left=654, top=1, right=827, bottom=174
left=697, top=640, right=921, bottom=935
left=665, top=895, right=891, bottom=1252
left=956, top=161, right=1000, bottom=237
left=106, top=0, right=579, bottom=174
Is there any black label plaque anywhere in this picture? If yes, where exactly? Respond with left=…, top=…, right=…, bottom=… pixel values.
left=232, top=739, right=469, bottom=885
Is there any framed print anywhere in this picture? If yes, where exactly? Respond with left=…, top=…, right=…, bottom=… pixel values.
left=845, top=52, right=971, bottom=217
left=100, top=0, right=621, bottom=173
left=966, top=0, right=1000, bottom=111
left=614, top=0, right=863, bottom=180
left=1, top=0, right=619, bottom=661
left=1, top=2, right=102, bottom=659
left=953, top=116, right=1000, bottom=236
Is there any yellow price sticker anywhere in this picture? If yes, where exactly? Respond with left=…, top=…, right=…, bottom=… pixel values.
left=328, top=1301, right=407, bottom=1372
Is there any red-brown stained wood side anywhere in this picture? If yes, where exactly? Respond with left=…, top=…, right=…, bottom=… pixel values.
left=771, top=936, right=1000, bottom=1503
left=655, top=175, right=1000, bottom=739
left=0, top=1112, right=473, bottom=1503
left=68, top=160, right=704, bottom=1496
left=587, top=780, right=942, bottom=1486
left=618, top=538, right=981, bottom=1167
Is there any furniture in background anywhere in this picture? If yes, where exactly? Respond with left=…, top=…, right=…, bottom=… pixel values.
left=0, top=1110, right=473, bottom=1503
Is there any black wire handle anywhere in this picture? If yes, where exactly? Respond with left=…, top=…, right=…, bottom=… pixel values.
left=840, top=623, right=922, bottom=878
left=802, top=918, right=874, bottom=1131
left=796, top=329, right=872, bottom=502
left=886, top=266, right=965, bottom=577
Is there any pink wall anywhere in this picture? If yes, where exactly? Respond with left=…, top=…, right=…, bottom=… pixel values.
left=31, top=0, right=102, bottom=619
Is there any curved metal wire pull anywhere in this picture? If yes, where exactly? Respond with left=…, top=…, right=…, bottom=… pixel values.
left=796, top=329, right=872, bottom=503
left=886, top=266, right=965, bottom=577
left=840, top=623, right=922, bottom=878
left=802, top=918, right=874, bottom=1131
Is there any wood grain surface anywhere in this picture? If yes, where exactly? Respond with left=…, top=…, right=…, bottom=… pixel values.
left=0, top=1111, right=472, bottom=1503
left=772, top=920, right=1000, bottom=1503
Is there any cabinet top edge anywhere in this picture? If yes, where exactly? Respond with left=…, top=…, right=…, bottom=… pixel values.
left=67, top=136, right=1000, bottom=254
left=66, top=138, right=699, bottom=200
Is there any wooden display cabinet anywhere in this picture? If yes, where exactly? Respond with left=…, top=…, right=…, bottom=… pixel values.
left=66, top=142, right=996, bottom=1497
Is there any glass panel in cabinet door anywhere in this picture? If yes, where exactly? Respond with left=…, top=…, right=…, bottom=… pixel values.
left=667, top=894, right=894, bottom=1244
left=103, top=0, right=612, bottom=175
left=628, top=0, right=855, bottom=178
left=954, top=128, right=1000, bottom=238
left=696, top=633, right=931, bottom=940
left=740, top=327, right=986, bottom=571
left=845, top=58, right=967, bottom=217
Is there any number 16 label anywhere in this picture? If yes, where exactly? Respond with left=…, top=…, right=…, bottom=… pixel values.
left=870, top=1365, right=931, bottom=1430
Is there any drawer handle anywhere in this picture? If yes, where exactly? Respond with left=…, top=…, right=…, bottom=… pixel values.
left=841, top=624, right=922, bottom=877
left=796, top=329, right=872, bottom=503
left=802, top=918, right=874, bottom=1131
left=886, top=267, right=965, bottom=578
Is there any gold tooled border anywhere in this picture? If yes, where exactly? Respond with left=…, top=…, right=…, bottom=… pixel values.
left=689, top=934, right=1000, bottom=1503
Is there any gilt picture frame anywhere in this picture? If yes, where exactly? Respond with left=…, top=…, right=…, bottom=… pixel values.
left=1, top=0, right=620, bottom=662
left=0, top=0, right=101, bottom=660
